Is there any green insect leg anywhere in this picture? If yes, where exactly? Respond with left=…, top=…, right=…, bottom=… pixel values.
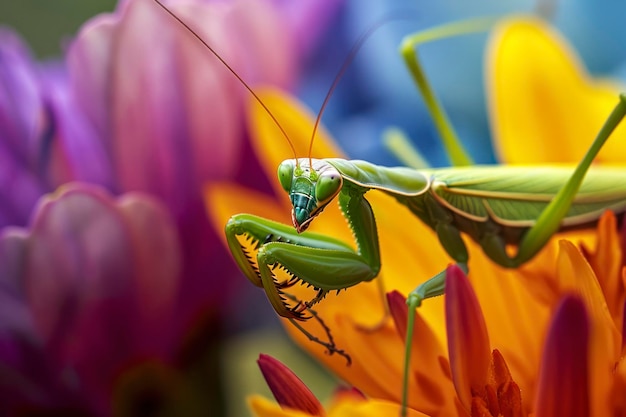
left=512, top=93, right=626, bottom=265
left=400, top=19, right=496, bottom=167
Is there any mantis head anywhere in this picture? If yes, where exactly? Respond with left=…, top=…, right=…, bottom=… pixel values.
left=278, top=159, right=343, bottom=233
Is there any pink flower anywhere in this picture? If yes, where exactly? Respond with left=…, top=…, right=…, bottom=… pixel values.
left=0, top=0, right=345, bottom=413
left=66, top=0, right=298, bottom=321
left=0, top=183, right=180, bottom=415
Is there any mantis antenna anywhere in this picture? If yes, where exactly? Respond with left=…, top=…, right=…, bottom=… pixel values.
left=307, top=17, right=411, bottom=168
left=154, top=0, right=419, bottom=173
left=152, top=0, right=299, bottom=162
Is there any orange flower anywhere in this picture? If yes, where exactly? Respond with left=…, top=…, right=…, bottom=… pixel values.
left=252, top=354, right=427, bottom=417
left=206, top=16, right=626, bottom=417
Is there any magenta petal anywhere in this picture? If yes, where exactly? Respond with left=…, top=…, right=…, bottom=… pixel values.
left=66, top=12, right=117, bottom=139
left=26, top=185, right=135, bottom=346
left=388, top=290, right=409, bottom=340
left=68, top=0, right=295, bottom=206
left=39, top=63, right=112, bottom=189
left=445, top=264, right=491, bottom=409
left=21, top=183, right=180, bottom=410
left=67, top=0, right=298, bottom=320
left=116, top=193, right=181, bottom=354
left=0, top=230, right=72, bottom=411
left=534, top=295, right=590, bottom=417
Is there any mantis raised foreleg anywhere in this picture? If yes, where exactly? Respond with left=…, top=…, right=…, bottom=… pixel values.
left=225, top=22, right=626, bottom=416
left=151, top=2, right=626, bottom=413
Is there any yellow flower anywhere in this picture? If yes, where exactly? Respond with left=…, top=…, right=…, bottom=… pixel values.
left=206, top=16, right=626, bottom=417
left=487, top=17, right=626, bottom=164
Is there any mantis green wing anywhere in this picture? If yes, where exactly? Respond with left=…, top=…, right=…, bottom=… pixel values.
left=224, top=18, right=626, bottom=417
left=148, top=3, right=626, bottom=415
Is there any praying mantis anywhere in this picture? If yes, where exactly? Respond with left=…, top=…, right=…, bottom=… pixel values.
left=154, top=1, right=626, bottom=414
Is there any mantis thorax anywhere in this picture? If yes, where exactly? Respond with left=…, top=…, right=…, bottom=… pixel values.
left=278, top=159, right=343, bottom=233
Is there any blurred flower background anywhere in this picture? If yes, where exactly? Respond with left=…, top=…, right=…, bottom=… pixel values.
left=2, top=0, right=626, bottom=416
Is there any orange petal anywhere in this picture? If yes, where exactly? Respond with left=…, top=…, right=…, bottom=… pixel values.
left=486, top=17, right=626, bottom=165
left=612, top=352, right=626, bottom=414
left=534, top=296, right=590, bottom=417
left=622, top=299, right=626, bottom=357
left=488, top=350, right=523, bottom=417
left=582, top=211, right=624, bottom=324
left=470, top=350, right=524, bottom=417
left=445, top=265, right=491, bottom=410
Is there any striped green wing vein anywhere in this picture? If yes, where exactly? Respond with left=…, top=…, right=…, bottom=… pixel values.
left=429, top=166, right=626, bottom=227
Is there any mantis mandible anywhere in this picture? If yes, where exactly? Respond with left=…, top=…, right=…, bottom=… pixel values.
left=154, top=1, right=626, bottom=414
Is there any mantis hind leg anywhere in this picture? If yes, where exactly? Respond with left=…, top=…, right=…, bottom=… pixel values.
left=511, top=93, right=626, bottom=265
left=400, top=18, right=496, bottom=167
left=472, top=93, right=626, bottom=268
left=399, top=93, right=626, bottom=417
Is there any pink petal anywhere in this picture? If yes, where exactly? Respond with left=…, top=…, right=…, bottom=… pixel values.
left=22, top=183, right=181, bottom=409
left=117, top=193, right=181, bottom=354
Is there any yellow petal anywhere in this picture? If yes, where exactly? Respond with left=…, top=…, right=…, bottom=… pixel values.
left=204, top=182, right=290, bottom=241
left=249, top=395, right=314, bottom=417
left=326, top=395, right=430, bottom=417
left=487, top=17, right=626, bottom=164
left=248, top=87, right=344, bottom=198
left=248, top=394, right=431, bottom=417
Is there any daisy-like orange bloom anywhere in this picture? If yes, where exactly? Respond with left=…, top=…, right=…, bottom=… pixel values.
left=251, top=354, right=425, bottom=417
left=206, top=16, right=626, bottom=417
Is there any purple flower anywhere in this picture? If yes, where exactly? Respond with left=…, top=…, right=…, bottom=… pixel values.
left=0, top=29, right=109, bottom=228
left=0, top=183, right=181, bottom=415
left=0, top=0, right=345, bottom=413
left=65, top=0, right=302, bottom=322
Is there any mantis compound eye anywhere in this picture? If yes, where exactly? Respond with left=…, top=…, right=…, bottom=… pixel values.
left=315, top=170, right=342, bottom=205
left=277, top=160, right=296, bottom=193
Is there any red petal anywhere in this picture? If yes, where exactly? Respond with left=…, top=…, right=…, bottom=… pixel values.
left=534, top=295, right=589, bottom=417
left=445, top=265, right=491, bottom=410
left=257, top=354, right=324, bottom=416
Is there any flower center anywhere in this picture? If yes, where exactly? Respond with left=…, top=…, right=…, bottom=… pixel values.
left=470, top=350, right=524, bottom=417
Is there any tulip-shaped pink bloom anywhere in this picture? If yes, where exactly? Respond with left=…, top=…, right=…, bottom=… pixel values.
left=0, top=183, right=180, bottom=414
